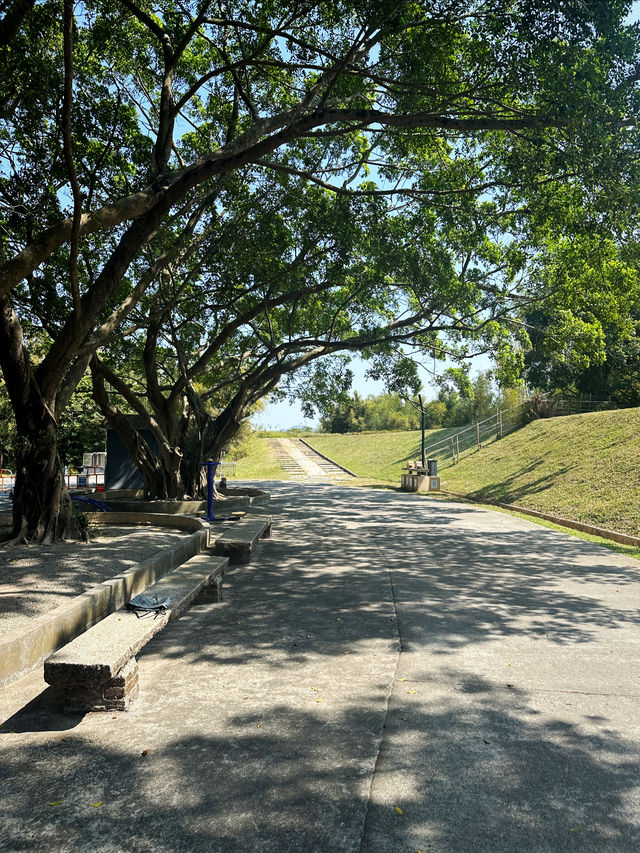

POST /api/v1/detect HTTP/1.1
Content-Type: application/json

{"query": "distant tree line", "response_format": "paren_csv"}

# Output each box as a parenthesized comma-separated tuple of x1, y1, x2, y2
(318, 372, 521, 433)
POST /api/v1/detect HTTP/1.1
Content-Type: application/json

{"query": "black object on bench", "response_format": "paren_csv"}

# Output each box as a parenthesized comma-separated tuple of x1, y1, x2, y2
(211, 513, 272, 564)
(44, 552, 227, 712)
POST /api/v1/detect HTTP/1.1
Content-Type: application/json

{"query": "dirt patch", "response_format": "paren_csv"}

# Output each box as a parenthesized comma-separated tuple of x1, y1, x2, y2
(0, 525, 189, 636)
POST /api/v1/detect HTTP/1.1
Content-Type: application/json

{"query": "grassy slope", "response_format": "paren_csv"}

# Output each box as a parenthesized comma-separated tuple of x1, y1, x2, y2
(441, 407, 640, 535)
(233, 435, 289, 480)
(308, 426, 459, 481)
(306, 408, 640, 536)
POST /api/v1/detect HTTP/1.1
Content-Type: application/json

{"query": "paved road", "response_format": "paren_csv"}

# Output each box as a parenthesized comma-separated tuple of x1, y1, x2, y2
(1, 482, 639, 852)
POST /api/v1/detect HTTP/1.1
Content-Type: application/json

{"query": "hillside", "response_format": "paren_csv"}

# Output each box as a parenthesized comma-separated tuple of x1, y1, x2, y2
(440, 407, 640, 536)
(305, 408, 640, 537)
(307, 426, 459, 482)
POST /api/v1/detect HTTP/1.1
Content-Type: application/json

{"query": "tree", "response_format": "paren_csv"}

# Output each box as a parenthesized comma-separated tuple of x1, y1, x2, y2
(56, 377, 105, 468)
(1, 0, 640, 539)
(319, 392, 424, 432)
(87, 171, 549, 495)
(520, 237, 640, 403)
(470, 372, 497, 422)
(319, 392, 368, 434)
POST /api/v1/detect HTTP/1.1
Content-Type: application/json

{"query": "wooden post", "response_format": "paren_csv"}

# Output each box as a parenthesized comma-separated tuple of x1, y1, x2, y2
(456, 435, 460, 462)
(476, 421, 481, 449)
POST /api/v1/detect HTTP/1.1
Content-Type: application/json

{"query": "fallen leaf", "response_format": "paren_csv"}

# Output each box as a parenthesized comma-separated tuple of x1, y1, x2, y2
(311, 686, 318, 691)
(483, 738, 491, 744)
(336, 618, 341, 621)
(90, 802, 102, 807)
(316, 697, 323, 703)
(408, 690, 417, 695)
(257, 723, 262, 729)
(48, 800, 64, 806)
(569, 827, 583, 832)
(343, 651, 350, 655)
(397, 677, 405, 682)
(140, 749, 152, 757)
(394, 805, 403, 815)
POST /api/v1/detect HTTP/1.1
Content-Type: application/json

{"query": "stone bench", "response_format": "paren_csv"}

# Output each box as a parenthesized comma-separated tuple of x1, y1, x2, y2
(44, 552, 228, 712)
(211, 513, 272, 564)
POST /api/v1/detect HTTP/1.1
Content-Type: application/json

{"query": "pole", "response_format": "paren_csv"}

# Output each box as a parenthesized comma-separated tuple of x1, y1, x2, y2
(418, 393, 426, 468)
(203, 459, 216, 521)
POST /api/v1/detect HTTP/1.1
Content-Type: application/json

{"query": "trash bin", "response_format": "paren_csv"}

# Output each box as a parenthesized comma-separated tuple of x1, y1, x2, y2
(427, 459, 437, 477)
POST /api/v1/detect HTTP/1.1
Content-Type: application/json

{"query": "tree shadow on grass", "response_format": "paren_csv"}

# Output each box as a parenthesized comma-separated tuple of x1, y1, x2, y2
(460, 461, 577, 506)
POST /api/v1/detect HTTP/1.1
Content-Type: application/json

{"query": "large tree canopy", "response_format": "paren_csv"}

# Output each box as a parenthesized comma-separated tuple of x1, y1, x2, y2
(1, 0, 640, 540)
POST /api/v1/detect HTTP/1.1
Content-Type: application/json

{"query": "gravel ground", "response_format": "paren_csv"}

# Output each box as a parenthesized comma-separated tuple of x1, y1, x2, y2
(0, 525, 191, 636)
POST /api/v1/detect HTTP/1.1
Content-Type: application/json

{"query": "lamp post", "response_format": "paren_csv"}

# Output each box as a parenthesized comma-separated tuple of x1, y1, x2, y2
(404, 394, 427, 468)
(201, 459, 220, 521)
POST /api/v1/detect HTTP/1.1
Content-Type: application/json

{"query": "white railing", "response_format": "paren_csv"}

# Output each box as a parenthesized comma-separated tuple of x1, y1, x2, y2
(0, 471, 105, 492)
(0, 473, 14, 492)
(423, 395, 614, 470)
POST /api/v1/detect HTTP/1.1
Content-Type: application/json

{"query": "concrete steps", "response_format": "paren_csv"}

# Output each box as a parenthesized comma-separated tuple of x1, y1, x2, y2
(269, 438, 357, 479)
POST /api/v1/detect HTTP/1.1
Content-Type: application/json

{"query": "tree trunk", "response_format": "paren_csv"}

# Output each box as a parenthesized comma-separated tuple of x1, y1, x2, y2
(0, 295, 86, 543)
(10, 415, 86, 543)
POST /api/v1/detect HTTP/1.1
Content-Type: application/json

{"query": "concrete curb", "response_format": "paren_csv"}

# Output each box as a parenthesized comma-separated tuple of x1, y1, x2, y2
(441, 490, 640, 547)
(299, 438, 359, 477)
(103, 488, 270, 515)
(0, 514, 210, 689)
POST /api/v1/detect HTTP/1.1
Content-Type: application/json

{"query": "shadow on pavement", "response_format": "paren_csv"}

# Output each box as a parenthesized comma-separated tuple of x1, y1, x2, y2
(1, 481, 639, 851)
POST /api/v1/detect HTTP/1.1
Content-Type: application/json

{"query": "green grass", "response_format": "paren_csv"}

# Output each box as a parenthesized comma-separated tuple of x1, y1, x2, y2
(440, 407, 640, 536)
(233, 434, 289, 480)
(307, 427, 460, 481)
(232, 408, 640, 540)
(229, 411, 640, 558)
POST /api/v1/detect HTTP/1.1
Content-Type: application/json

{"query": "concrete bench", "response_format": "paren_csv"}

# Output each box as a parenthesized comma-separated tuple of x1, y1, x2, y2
(44, 552, 227, 712)
(211, 513, 272, 564)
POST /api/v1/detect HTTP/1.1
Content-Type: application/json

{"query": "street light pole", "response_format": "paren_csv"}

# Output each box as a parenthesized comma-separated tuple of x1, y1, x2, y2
(418, 393, 426, 469)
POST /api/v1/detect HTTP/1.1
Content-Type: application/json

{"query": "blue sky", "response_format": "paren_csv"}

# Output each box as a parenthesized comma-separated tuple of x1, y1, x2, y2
(254, 348, 493, 431)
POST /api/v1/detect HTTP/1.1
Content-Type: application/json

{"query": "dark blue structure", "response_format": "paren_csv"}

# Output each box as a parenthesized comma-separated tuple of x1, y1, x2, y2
(104, 418, 158, 491)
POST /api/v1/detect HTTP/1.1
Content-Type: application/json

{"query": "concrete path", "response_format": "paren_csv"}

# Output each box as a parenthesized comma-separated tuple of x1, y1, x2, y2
(278, 438, 329, 476)
(1, 482, 640, 852)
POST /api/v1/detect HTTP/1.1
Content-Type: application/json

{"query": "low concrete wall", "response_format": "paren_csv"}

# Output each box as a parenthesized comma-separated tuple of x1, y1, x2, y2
(298, 439, 358, 477)
(104, 500, 207, 514)
(105, 488, 270, 515)
(0, 515, 209, 688)
(86, 512, 208, 530)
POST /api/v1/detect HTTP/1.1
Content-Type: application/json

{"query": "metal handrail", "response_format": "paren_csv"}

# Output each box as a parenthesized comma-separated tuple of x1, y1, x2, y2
(422, 395, 612, 466)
